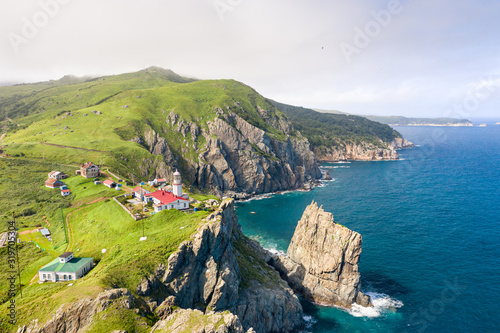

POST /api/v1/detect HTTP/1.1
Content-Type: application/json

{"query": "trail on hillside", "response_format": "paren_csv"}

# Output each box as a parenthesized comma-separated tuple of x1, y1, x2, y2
(40, 142, 109, 153)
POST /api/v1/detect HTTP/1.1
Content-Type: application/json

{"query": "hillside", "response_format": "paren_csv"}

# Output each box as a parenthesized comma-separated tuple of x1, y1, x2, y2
(271, 101, 413, 162)
(0, 157, 305, 332)
(1, 67, 320, 198)
(364, 115, 473, 126)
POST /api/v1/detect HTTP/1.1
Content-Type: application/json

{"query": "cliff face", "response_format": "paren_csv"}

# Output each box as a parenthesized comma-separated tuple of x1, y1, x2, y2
(158, 199, 304, 332)
(124, 107, 321, 198)
(314, 138, 413, 162)
(268, 201, 371, 308)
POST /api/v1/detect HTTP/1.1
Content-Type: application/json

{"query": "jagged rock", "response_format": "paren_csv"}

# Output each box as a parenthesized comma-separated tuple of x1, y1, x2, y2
(136, 263, 166, 296)
(268, 201, 372, 308)
(161, 199, 304, 333)
(314, 138, 414, 162)
(16, 289, 135, 333)
(151, 309, 245, 333)
(156, 296, 177, 320)
(195, 112, 320, 197)
(323, 170, 332, 180)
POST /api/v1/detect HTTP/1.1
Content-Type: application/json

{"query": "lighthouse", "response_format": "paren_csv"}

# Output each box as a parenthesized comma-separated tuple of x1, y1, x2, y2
(173, 169, 182, 197)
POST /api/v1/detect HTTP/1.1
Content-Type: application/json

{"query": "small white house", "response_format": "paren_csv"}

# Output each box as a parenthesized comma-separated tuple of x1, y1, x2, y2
(38, 252, 93, 282)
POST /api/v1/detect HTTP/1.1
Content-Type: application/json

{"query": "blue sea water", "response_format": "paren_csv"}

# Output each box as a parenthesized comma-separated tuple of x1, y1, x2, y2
(235, 124, 500, 333)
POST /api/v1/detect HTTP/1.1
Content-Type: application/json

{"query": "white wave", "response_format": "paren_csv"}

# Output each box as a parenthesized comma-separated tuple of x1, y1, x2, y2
(303, 315, 317, 330)
(347, 292, 403, 318)
(265, 246, 286, 257)
(321, 165, 350, 169)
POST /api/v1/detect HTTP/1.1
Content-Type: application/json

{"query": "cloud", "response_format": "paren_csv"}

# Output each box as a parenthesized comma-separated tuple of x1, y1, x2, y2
(0, 0, 499, 117)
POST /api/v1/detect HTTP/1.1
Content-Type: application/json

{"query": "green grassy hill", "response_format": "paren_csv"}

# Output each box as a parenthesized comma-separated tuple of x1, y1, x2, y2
(1, 67, 303, 189)
(0, 157, 214, 332)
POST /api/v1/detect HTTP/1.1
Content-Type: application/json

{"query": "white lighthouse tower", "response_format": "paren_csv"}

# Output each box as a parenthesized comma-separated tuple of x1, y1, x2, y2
(172, 169, 182, 197)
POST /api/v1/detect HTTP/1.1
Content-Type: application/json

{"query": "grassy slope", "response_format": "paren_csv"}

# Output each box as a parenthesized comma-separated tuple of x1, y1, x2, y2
(0, 158, 210, 332)
(2, 69, 294, 185)
(270, 100, 402, 149)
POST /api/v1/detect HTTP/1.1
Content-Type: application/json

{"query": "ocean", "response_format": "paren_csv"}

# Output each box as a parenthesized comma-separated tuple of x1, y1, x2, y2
(235, 122, 500, 333)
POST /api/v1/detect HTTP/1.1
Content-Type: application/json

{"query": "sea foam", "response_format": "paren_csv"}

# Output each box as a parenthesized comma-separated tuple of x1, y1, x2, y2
(347, 292, 403, 318)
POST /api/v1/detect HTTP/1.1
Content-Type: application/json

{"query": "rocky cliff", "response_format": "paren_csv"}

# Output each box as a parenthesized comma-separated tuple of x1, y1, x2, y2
(155, 199, 304, 332)
(314, 138, 413, 162)
(126, 107, 321, 198)
(268, 201, 372, 308)
(17, 200, 304, 333)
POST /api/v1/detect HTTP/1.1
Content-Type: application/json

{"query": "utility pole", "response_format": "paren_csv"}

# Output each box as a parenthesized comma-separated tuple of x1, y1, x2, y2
(61, 207, 68, 244)
(13, 213, 22, 298)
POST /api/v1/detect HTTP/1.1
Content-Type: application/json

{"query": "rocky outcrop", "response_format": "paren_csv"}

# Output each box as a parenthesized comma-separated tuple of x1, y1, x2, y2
(16, 289, 136, 333)
(268, 201, 372, 308)
(192, 111, 320, 197)
(314, 138, 413, 162)
(151, 309, 246, 333)
(157, 199, 304, 332)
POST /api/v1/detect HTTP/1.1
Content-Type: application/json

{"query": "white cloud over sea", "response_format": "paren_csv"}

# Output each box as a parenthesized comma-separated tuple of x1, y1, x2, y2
(0, 0, 499, 118)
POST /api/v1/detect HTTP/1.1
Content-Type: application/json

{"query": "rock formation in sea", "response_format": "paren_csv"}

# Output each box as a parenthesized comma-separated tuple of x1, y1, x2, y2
(314, 138, 413, 162)
(268, 201, 372, 308)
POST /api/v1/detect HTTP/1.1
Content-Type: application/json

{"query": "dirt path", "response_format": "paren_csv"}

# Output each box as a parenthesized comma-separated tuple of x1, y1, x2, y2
(40, 142, 109, 153)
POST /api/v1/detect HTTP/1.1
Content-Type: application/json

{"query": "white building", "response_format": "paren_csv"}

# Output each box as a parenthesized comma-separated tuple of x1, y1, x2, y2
(38, 252, 93, 282)
(173, 169, 183, 196)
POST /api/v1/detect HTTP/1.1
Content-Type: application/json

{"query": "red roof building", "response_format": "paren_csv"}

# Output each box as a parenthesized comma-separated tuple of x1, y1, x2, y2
(45, 178, 64, 189)
(145, 189, 189, 212)
(61, 189, 70, 196)
(103, 179, 116, 188)
(133, 186, 150, 200)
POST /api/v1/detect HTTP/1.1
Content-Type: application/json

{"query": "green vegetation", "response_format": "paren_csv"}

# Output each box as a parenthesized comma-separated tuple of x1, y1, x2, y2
(0, 158, 210, 332)
(0, 67, 296, 185)
(363, 115, 473, 126)
(233, 232, 281, 290)
(86, 303, 151, 333)
(270, 100, 402, 149)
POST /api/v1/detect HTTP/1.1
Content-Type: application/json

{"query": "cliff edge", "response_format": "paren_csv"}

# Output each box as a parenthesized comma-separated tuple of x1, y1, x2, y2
(268, 201, 372, 308)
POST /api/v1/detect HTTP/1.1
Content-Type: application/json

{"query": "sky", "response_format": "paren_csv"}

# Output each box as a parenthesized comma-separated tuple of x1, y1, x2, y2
(0, 0, 499, 118)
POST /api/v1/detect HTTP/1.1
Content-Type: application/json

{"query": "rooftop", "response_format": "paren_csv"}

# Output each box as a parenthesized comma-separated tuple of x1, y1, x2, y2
(45, 178, 63, 185)
(147, 189, 189, 205)
(59, 252, 73, 258)
(39, 257, 93, 273)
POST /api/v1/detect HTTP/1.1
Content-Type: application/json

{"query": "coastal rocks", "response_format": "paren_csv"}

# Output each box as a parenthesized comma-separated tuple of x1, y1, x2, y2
(159, 199, 304, 332)
(323, 170, 332, 180)
(314, 138, 413, 162)
(16, 289, 135, 333)
(268, 201, 372, 308)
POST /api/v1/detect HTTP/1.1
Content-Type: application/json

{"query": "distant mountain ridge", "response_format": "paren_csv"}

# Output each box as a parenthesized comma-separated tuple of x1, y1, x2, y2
(364, 115, 473, 126)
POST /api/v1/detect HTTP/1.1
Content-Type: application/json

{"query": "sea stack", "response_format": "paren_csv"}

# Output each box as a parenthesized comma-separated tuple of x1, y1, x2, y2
(268, 201, 372, 308)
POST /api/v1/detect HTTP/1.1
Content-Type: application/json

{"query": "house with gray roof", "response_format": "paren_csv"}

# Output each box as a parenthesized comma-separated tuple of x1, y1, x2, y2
(38, 252, 93, 282)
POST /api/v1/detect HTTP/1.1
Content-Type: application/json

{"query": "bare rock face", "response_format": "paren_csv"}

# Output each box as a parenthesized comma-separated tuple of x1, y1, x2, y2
(268, 201, 372, 308)
(16, 289, 135, 333)
(314, 138, 413, 162)
(151, 308, 246, 333)
(195, 112, 320, 197)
